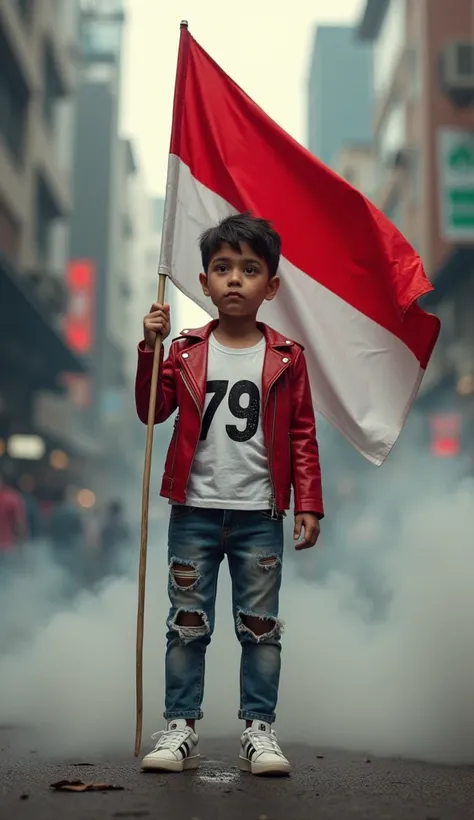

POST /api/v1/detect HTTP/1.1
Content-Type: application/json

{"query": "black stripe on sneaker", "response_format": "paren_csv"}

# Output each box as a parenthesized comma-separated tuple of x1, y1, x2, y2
(177, 743, 187, 759)
(182, 741, 190, 757)
(248, 744, 257, 761)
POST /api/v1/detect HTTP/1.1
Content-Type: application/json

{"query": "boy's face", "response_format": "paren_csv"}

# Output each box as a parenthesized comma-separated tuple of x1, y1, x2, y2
(199, 242, 279, 318)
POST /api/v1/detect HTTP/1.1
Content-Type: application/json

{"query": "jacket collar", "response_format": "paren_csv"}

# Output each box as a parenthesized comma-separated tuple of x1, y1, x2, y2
(177, 320, 297, 350)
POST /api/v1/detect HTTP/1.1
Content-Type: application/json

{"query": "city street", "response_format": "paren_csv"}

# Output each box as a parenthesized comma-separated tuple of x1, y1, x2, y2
(1, 726, 473, 820)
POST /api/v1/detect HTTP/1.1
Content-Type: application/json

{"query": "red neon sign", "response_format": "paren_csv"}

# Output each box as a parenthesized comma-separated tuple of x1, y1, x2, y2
(65, 259, 96, 354)
(429, 413, 461, 457)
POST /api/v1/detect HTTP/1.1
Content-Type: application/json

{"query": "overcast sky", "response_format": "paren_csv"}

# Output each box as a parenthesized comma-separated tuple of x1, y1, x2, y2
(121, 0, 363, 197)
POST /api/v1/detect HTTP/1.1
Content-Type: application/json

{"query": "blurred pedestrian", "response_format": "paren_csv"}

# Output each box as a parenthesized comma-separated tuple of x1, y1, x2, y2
(99, 499, 130, 579)
(18, 474, 42, 541)
(48, 485, 85, 587)
(0, 469, 27, 582)
(0, 470, 27, 553)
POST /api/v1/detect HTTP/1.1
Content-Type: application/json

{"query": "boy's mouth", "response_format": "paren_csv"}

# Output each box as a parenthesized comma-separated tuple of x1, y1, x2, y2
(224, 292, 244, 299)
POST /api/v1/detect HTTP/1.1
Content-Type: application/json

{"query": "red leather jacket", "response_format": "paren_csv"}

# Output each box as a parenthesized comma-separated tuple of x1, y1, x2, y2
(135, 321, 324, 518)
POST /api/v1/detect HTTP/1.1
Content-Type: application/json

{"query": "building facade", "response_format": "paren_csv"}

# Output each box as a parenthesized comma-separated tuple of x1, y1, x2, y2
(358, 0, 474, 469)
(64, 0, 148, 500)
(0, 0, 75, 274)
(307, 25, 374, 167)
(0, 0, 87, 501)
(69, 0, 125, 417)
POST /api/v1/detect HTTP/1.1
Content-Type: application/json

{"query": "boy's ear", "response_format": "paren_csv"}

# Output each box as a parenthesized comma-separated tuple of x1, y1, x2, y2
(264, 275, 280, 302)
(199, 272, 209, 296)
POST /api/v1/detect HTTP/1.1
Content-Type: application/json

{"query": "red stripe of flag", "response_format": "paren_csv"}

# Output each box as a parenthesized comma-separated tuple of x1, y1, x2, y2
(170, 27, 440, 369)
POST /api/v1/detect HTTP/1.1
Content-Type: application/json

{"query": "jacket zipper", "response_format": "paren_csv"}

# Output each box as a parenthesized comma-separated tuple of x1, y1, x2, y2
(264, 363, 289, 519)
(263, 370, 283, 414)
(180, 369, 203, 494)
(168, 413, 180, 492)
(268, 386, 278, 519)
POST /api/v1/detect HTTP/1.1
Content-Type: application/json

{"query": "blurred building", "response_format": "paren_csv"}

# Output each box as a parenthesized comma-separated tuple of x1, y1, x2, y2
(307, 25, 374, 167)
(64, 0, 145, 499)
(0, 0, 88, 500)
(70, 0, 126, 414)
(358, 0, 474, 469)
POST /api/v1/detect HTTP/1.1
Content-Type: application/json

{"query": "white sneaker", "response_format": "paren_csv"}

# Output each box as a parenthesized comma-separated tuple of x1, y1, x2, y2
(239, 720, 291, 776)
(141, 719, 200, 772)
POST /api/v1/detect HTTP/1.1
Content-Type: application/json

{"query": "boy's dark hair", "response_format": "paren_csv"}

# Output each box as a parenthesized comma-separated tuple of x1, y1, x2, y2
(199, 212, 281, 278)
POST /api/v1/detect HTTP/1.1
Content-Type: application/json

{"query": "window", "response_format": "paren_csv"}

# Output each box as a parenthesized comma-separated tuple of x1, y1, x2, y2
(42, 42, 62, 130)
(376, 98, 407, 191)
(15, 0, 32, 26)
(80, 17, 123, 61)
(458, 44, 474, 76)
(378, 100, 406, 165)
(81, 0, 124, 13)
(0, 27, 29, 162)
(374, 0, 406, 100)
(0, 199, 21, 265)
(35, 174, 61, 267)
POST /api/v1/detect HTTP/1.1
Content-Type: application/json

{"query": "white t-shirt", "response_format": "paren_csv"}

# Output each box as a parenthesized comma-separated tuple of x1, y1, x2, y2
(184, 333, 273, 510)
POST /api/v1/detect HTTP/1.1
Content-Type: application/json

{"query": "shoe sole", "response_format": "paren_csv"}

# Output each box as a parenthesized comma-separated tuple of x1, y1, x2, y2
(141, 754, 200, 773)
(238, 755, 291, 777)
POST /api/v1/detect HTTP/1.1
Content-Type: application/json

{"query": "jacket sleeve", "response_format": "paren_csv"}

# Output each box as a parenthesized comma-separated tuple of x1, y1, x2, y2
(134, 340, 177, 425)
(289, 349, 324, 519)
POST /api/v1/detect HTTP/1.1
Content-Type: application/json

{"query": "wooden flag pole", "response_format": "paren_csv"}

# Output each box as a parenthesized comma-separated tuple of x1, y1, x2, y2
(134, 19, 189, 760)
(134, 271, 167, 758)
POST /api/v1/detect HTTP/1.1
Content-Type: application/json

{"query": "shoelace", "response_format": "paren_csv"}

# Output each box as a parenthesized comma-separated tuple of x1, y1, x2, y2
(151, 727, 190, 750)
(247, 730, 282, 754)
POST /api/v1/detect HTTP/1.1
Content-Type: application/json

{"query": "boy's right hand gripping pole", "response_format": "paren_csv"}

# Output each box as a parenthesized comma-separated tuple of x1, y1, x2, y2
(134, 272, 167, 758)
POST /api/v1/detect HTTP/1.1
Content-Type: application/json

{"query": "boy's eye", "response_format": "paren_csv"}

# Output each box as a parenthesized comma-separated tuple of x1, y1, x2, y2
(215, 264, 228, 273)
(245, 266, 258, 274)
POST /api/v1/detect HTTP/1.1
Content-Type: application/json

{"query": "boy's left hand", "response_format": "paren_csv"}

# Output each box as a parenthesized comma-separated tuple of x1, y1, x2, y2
(293, 513, 320, 550)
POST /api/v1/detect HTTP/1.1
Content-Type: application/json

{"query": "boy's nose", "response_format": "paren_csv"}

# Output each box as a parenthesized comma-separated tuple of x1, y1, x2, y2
(228, 271, 243, 285)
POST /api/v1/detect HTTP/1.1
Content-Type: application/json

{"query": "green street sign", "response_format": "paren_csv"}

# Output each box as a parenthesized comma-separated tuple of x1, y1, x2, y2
(448, 189, 474, 228)
(438, 128, 474, 240)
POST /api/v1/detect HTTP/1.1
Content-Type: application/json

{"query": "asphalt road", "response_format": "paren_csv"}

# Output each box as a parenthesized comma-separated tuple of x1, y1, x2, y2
(1, 726, 473, 820)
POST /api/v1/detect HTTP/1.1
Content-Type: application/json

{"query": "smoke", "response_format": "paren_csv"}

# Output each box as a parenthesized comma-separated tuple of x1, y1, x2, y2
(1, 444, 474, 764)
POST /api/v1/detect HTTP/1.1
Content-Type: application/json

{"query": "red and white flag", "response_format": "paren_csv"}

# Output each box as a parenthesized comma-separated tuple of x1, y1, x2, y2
(159, 23, 440, 465)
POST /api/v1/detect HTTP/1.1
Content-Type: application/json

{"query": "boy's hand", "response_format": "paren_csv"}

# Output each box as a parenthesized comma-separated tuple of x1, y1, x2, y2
(293, 513, 320, 550)
(143, 303, 171, 350)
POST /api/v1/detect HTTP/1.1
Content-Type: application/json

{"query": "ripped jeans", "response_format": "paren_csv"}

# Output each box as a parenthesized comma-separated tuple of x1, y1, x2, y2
(164, 506, 284, 724)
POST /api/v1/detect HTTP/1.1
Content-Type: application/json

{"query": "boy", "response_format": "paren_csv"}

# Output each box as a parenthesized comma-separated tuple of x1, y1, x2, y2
(135, 213, 324, 776)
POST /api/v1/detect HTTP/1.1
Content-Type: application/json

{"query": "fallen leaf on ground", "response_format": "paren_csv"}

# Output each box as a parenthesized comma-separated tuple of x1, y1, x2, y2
(50, 779, 124, 792)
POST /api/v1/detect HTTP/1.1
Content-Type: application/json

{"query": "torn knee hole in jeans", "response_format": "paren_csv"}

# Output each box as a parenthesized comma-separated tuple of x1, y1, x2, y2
(258, 554, 280, 571)
(170, 560, 200, 590)
(171, 608, 210, 641)
(237, 611, 284, 642)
